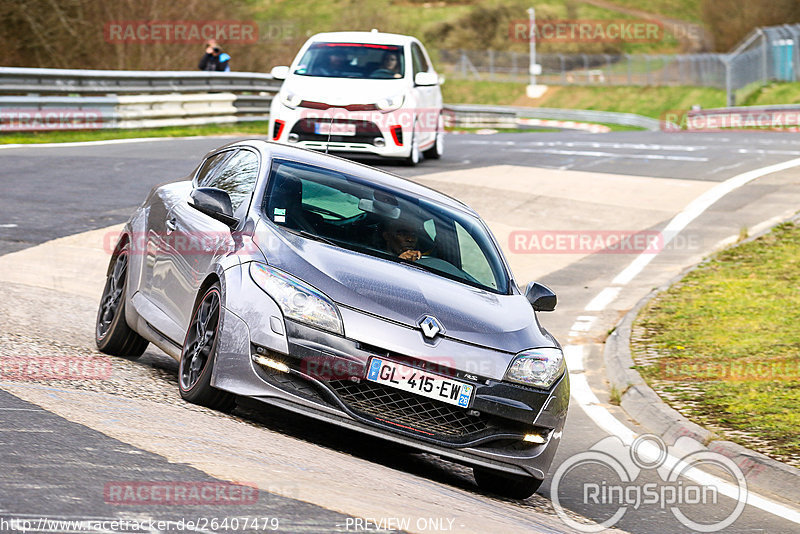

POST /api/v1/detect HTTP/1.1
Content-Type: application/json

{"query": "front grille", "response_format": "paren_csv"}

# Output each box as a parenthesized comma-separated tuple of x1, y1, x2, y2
(290, 118, 383, 145)
(328, 379, 490, 438)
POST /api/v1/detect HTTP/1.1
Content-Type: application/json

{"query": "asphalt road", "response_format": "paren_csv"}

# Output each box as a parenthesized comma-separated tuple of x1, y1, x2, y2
(2, 131, 800, 533)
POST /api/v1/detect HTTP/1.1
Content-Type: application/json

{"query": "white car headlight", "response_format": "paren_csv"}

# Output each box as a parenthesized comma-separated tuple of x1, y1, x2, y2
(249, 263, 343, 335)
(505, 348, 565, 389)
(280, 91, 302, 110)
(376, 94, 405, 113)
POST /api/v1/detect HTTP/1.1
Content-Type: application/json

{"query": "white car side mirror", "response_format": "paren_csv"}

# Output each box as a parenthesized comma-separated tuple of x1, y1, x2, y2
(270, 66, 290, 80)
(414, 72, 438, 86)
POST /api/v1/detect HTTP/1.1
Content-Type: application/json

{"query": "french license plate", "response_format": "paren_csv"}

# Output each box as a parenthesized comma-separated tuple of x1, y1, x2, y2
(366, 358, 474, 408)
(315, 122, 356, 136)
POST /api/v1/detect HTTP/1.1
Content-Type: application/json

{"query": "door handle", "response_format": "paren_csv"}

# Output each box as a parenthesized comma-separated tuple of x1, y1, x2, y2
(165, 218, 177, 234)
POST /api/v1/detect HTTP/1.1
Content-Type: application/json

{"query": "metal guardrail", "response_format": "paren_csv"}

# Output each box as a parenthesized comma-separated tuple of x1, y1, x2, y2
(444, 104, 660, 131)
(0, 67, 280, 129)
(0, 67, 280, 95)
(0, 67, 659, 132)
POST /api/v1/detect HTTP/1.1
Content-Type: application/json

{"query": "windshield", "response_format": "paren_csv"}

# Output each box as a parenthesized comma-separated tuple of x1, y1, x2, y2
(293, 43, 405, 79)
(262, 159, 509, 294)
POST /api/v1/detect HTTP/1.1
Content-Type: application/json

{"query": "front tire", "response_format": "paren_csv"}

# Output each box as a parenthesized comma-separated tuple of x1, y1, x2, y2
(473, 467, 543, 499)
(404, 123, 421, 166)
(95, 242, 148, 358)
(179, 283, 235, 411)
(423, 115, 444, 160)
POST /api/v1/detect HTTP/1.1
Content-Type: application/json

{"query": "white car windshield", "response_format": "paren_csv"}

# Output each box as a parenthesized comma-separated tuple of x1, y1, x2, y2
(263, 159, 510, 294)
(293, 43, 405, 79)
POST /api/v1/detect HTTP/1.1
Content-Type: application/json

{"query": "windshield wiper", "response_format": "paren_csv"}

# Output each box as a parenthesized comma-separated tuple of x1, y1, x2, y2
(281, 227, 338, 247)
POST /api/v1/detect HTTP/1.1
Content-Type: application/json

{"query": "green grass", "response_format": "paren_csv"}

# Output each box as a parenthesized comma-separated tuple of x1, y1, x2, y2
(598, 0, 704, 23)
(253, 0, 695, 56)
(534, 84, 726, 117)
(0, 121, 271, 144)
(442, 79, 727, 118)
(441, 80, 529, 106)
(631, 221, 800, 464)
(743, 82, 800, 106)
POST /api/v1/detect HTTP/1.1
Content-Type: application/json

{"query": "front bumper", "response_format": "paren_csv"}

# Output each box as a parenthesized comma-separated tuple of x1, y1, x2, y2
(213, 271, 569, 479)
(269, 104, 417, 159)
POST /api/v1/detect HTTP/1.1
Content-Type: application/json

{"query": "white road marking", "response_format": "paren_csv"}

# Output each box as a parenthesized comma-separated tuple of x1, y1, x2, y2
(463, 140, 708, 151)
(0, 224, 18, 228)
(584, 287, 621, 312)
(737, 148, 800, 155)
(613, 156, 800, 286)
(566, 155, 800, 523)
(507, 148, 709, 161)
(0, 136, 214, 150)
(570, 315, 596, 332)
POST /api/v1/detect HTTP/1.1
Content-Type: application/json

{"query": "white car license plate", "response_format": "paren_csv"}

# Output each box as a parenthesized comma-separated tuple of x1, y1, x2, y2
(366, 358, 474, 408)
(315, 122, 356, 136)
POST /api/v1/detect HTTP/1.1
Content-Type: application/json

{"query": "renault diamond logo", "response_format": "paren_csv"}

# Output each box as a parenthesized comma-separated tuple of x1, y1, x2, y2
(419, 315, 442, 339)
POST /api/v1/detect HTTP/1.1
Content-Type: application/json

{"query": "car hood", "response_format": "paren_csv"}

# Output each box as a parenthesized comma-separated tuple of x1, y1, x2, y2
(282, 75, 408, 106)
(254, 221, 554, 353)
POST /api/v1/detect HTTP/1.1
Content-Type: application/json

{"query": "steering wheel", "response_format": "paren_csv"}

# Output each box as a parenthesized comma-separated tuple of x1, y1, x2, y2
(305, 205, 345, 220)
(415, 256, 483, 285)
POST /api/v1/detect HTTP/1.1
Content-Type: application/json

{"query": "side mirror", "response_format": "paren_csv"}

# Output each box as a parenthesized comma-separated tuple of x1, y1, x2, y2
(270, 66, 289, 80)
(525, 282, 557, 312)
(414, 71, 438, 86)
(190, 187, 238, 227)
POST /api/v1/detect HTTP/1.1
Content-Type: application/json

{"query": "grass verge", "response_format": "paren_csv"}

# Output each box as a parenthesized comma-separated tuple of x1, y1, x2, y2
(631, 221, 800, 466)
(0, 122, 271, 145)
(442, 80, 729, 118)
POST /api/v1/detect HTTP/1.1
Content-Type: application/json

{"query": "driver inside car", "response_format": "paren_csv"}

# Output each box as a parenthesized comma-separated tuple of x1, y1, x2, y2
(381, 218, 425, 261)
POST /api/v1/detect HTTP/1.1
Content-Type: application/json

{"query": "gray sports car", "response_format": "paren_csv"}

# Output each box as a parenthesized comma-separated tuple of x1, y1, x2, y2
(95, 140, 569, 499)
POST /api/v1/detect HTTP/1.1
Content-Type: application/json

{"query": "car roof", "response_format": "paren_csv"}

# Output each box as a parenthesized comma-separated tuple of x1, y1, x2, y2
(305, 31, 419, 47)
(214, 140, 478, 217)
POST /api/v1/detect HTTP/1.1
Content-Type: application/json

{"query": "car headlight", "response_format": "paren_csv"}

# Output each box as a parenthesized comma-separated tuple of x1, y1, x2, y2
(376, 94, 405, 113)
(280, 91, 302, 110)
(505, 348, 565, 389)
(249, 263, 343, 335)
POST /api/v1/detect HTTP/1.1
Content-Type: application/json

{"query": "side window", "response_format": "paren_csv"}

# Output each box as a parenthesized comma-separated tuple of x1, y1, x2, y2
(411, 43, 429, 75)
(196, 150, 236, 188)
(455, 221, 498, 290)
(204, 150, 260, 212)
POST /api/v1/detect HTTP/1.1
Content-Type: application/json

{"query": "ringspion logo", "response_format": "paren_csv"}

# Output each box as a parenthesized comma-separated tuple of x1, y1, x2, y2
(551, 434, 747, 532)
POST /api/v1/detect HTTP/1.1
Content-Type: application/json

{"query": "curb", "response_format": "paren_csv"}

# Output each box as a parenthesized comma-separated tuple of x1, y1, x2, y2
(603, 219, 800, 506)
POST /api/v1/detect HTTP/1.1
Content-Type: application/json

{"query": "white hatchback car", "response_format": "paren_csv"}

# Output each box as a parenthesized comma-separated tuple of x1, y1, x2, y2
(268, 31, 444, 165)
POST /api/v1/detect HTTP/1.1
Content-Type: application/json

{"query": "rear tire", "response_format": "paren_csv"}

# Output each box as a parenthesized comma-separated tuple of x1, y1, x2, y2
(179, 283, 236, 412)
(95, 243, 148, 358)
(473, 467, 543, 499)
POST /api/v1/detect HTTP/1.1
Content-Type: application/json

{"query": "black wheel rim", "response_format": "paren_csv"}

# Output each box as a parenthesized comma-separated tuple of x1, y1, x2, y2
(97, 250, 128, 340)
(180, 289, 220, 391)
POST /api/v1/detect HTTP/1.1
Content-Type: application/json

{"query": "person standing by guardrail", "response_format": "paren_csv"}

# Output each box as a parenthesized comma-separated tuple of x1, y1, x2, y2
(199, 39, 231, 72)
